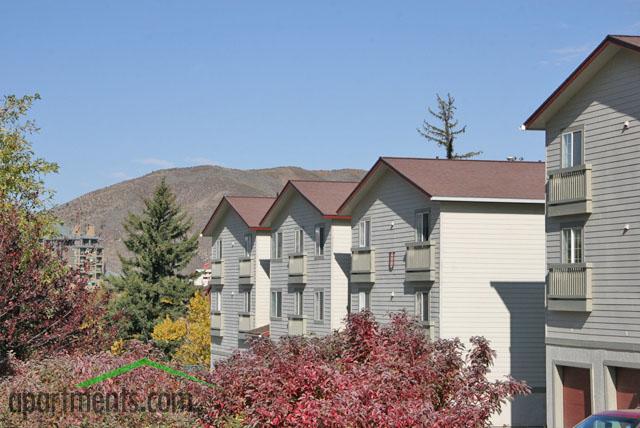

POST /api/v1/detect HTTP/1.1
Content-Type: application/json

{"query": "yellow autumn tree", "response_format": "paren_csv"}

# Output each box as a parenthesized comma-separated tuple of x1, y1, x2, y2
(151, 292, 210, 367)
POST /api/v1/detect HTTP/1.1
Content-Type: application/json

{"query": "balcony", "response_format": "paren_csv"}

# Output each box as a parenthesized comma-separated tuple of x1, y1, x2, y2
(547, 164, 592, 217)
(351, 248, 375, 283)
(209, 260, 224, 285)
(238, 312, 254, 333)
(287, 315, 307, 336)
(288, 254, 307, 284)
(405, 241, 435, 282)
(211, 311, 223, 337)
(238, 257, 252, 285)
(547, 263, 593, 312)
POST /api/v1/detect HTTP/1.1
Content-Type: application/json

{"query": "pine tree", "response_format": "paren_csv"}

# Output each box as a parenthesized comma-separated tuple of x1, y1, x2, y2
(120, 177, 198, 283)
(110, 178, 198, 339)
(417, 93, 481, 159)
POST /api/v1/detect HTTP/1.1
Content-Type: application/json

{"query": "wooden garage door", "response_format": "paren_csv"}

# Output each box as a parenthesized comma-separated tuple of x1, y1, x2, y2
(616, 367, 640, 409)
(562, 366, 591, 428)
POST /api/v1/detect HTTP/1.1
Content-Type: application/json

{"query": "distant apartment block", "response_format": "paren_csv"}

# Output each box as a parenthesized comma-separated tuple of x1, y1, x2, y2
(524, 35, 640, 428)
(45, 224, 105, 285)
(337, 157, 546, 427)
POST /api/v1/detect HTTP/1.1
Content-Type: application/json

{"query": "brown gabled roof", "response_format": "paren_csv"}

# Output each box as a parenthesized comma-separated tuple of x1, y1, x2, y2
(201, 196, 276, 236)
(338, 157, 545, 214)
(524, 35, 640, 130)
(260, 180, 359, 227)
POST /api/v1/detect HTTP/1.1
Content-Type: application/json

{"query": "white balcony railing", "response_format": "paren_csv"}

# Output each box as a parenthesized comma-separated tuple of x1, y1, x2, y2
(287, 315, 307, 336)
(547, 263, 593, 312)
(288, 254, 307, 284)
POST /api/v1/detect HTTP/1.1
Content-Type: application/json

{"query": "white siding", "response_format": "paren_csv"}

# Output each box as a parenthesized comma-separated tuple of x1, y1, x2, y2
(330, 222, 351, 330)
(254, 232, 271, 329)
(439, 202, 546, 427)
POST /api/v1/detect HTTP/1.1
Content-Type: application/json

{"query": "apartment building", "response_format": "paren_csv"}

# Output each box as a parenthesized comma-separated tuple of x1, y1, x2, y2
(524, 35, 640, 427)
(201, 196, 275, 363)
(259, 180, 358, 340)
(337, 157, 547, 427)
(45, 224, 105, 286)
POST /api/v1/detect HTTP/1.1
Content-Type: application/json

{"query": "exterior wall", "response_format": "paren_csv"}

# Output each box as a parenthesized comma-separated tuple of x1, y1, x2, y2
(254, 232, 271, 329)
(209, 209, 253, 362)
(269, 193, 337, 340)
(330, 221, 351, 330)
(349, 168, 441, 335)
(544, 48, 640, 425)
(439, 202, 546, 427)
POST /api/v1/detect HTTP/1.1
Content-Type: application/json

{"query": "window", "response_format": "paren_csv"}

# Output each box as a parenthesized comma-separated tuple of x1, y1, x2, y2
(270, 291, 282, 318)
(242, 288, 251, 313)
(293, 290, 304, 316)
(416, 211, 429, 242)
(214, 239, 223, 260)
(562, 227, 583, 263)
(244, 233, 253, 257)
(358, 290, 370, 312)
(272, 232, 283, 259)
(314, 291, 324, 321)
(294, 229, 304, 254)
(415, 290, 429, 322)
(314, 224, 326, 256)
(214, 290, 222, 312)
(359, 219, 371, 248)
(562, 130, 583, 168)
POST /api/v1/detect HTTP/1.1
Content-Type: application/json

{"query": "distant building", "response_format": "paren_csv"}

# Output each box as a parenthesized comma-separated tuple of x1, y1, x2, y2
(193, 263, 212, 287)
(45, 224, 106, 286)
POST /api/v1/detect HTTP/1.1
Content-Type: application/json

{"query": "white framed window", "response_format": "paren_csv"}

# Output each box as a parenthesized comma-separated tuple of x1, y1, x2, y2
(272, 231, 283, 259)
(358, 219, 371, 248)
(562, 227, 583, 263)
(358, 290, 370, 312)
(214, 239, 223, 260)
(244, 233, 253, 257)
(293, 290, 304, 316)
(214, 290, 222, 312)
(242, 288, 251, 313)
(314, 224, 326, 256)
(271, 291, 282, 318)
(562, 130, 583, 168)
(416, 211, 429, 242)
(314, 291, 324, 321)
(415, 290, 429, 322)
(294, 229, 304, 254)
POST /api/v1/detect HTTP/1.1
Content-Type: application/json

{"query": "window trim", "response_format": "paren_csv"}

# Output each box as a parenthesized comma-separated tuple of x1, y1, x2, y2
(314, 290, 325, 321)
(294, 228, 304, 254)
(244, 233, 253, 258)
(314, 223, 326, 256)
(358, 218, 371, 248)
(214, 290, 222, 312)
(242, 288, 251, 313)
(560, 126, 585, 169)
(562, 226, 584, 264)
(293, 289, 304, 317)
(214, 239, 223, 260)
(270, 290, 283, 318)
(358, 289, 370, 312)
(415, 209, 430, 242)
(415, 289, 429, 322)
(272, 231, 283, 260)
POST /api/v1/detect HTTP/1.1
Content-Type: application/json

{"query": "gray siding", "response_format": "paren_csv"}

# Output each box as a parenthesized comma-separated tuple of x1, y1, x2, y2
(210, 209, 255, 361)
(546, 48, 640, 346)
(349, 168, 441, 336)
(269, 193, 334, 340)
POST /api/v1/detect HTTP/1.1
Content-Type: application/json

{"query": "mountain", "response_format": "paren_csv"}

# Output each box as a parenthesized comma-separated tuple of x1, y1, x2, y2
(52, 165, 365, 274)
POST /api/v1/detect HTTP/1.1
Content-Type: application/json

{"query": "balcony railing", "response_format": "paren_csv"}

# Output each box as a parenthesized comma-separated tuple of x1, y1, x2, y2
(238, 312, 254, 333)
(405, 241, 435, 282)
(547, 164, 592, 217)
(351, 248, 375, 283)
(211, 311, 223, 336)
(288, 254, 307, 284)
(547, 263, 593, 312)
(209, 259, 224, 285)
(238, 257, 252, 285)
(287, 315, 307, 336)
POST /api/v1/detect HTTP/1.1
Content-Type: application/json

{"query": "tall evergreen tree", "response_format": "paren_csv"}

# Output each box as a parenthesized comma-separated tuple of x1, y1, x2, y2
(417, 93, 481, 159)
(120, 177, 198, 283)
(110, 178, 198, 339)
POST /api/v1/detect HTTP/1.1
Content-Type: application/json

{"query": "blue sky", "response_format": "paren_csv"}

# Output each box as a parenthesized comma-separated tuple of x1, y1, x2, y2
(2, 1, 640, 204)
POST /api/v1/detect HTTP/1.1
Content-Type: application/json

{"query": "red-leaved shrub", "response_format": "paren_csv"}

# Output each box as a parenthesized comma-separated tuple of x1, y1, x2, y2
(200, 312, 529, 427)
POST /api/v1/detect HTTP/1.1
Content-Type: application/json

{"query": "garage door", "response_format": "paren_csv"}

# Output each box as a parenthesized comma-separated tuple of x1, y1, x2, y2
(616, 367, 640, 409)
(562, 366, 591, 428)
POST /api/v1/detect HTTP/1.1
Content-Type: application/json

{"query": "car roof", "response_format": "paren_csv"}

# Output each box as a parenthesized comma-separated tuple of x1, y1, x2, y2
(595, 409, 640, 418)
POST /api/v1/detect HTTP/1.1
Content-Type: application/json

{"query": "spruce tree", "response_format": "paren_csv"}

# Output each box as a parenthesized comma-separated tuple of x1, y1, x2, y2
(110, 178, 198, 339)
(417, 93, 481, 159)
